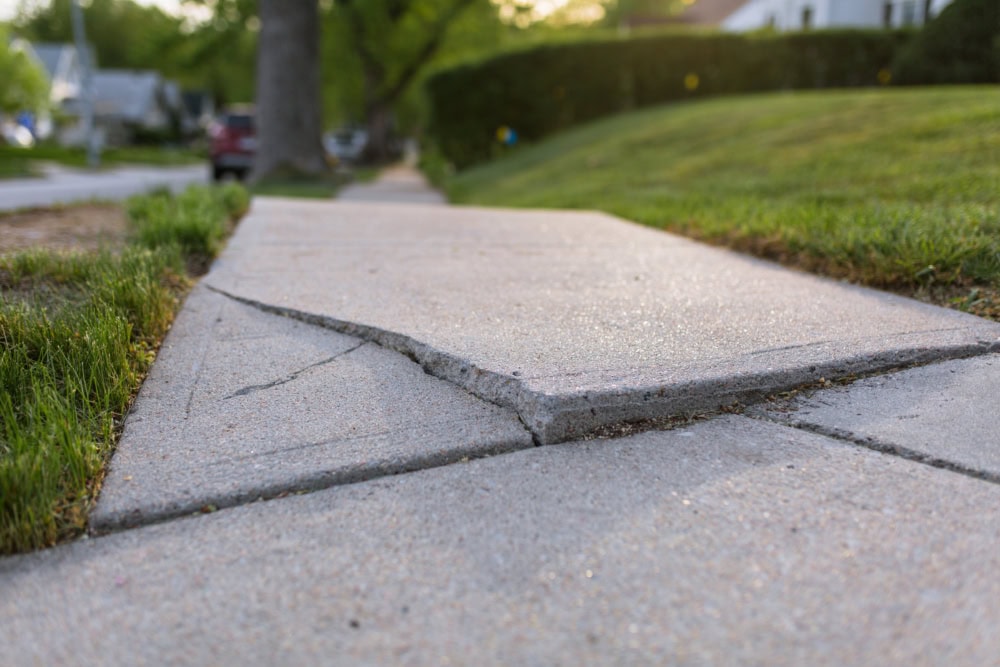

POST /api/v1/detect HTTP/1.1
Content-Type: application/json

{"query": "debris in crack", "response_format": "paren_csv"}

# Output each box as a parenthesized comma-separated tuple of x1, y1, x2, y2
(225, 341, 367, 399)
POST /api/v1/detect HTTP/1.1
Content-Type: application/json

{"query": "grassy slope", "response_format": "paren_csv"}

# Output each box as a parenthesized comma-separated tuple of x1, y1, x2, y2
(449, 87, 1000, 289)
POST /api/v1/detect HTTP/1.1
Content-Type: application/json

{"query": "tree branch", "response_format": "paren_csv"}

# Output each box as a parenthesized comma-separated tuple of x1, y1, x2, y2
(335, 0, 386, 83)
(376, 0, 475, 106)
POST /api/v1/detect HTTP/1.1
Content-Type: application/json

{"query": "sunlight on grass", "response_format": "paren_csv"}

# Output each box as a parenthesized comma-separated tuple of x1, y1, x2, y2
(0, 184, 248, 554)
(448, 87, 1000, 289)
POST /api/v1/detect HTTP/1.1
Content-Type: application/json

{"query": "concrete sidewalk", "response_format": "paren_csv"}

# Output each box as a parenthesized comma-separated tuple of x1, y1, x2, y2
(4, 167, 1000, 665)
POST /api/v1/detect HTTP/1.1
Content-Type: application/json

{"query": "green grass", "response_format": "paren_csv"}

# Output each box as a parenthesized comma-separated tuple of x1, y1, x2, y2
(247, 166, 381, 200)
(0, 144, 204, 177)
(447, 86, 1000, 289)
(0, 184, 248, 554)
(250, 180, 340, 199)
(0, 155, 39, 179)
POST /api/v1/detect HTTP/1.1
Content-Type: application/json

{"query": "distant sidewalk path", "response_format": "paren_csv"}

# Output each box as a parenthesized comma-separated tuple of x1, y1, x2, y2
(337, 164, 446, 205)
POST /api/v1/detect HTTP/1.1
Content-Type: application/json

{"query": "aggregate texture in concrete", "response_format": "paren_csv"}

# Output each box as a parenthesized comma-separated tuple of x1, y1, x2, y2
(757, 354, 1000, 480)
(5, 416, 1000, 666)
(90, 285, 532, 531)
(207, 198, 1000, 444)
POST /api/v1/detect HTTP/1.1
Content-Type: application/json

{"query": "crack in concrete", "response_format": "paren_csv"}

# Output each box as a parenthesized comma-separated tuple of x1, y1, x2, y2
(203, 283, 1000, 446)
(224, 341, 367, 399)
(750, 414, 1000, 486)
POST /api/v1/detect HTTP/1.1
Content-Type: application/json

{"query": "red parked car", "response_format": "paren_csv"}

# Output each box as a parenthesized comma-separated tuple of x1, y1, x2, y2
(209, 108, 256, 181)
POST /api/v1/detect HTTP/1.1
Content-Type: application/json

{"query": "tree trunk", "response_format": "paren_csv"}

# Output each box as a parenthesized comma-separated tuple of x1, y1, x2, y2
(362, 103, 394, 164)
(251, 0, 327, 183)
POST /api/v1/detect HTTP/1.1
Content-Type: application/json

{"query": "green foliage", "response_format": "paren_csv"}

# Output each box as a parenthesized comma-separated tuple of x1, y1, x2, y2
(0, 184, 247, 553)
(893, 0, 1000, 84)
(14, 0, 257, 105)
(426, 29, 910, 167)
(446, 87, 1000, 289)
(0, 247, 179, 553)
(127, 184, 247, 261)
(15, 0, 181, 70)
(322, 0, 512, 130)
(0, 27, 50, 115)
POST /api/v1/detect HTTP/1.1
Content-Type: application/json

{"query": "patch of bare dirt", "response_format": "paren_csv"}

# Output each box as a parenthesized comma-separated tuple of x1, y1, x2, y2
(0, 204, 129, 254)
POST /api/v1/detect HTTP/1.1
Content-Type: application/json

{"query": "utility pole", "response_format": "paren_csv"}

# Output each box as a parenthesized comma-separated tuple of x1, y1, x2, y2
(70, 0, 99, 168)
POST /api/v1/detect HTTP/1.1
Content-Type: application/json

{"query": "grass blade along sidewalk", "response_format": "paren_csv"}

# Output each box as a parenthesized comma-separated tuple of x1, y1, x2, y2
(0, 184, 248, 554)
(445, 87, 1000, 317)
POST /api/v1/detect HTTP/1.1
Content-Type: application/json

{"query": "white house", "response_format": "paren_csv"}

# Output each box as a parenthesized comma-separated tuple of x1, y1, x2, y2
(31, 42, 85, 107)
(722, 0, 956, 32)
(90, 70, 189, 144)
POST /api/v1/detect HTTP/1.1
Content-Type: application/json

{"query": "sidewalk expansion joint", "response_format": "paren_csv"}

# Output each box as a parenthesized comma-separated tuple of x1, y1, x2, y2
(90, 437, 524, 538)
(749, 414, 1000, 487)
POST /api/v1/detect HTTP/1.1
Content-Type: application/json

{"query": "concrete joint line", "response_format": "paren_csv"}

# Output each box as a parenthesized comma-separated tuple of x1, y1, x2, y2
(205, 284, 1000, 446)
(749, 414, 1000, 486)
(93, 438, 524, 537)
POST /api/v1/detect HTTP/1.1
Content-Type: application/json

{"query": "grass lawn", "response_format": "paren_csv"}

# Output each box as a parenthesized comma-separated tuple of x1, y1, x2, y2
(248, 166, 380, 199)
(0, 144, 204, 176)
(447, 86, 1000, 312)
(250, 179, 341, 199)
(0, 184, 248, 554)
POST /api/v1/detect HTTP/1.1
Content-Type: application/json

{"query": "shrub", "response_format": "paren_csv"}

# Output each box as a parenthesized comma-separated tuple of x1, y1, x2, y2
(893, 0, 1000, 84)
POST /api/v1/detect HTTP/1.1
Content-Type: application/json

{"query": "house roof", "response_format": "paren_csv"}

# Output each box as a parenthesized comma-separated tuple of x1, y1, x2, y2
(30, 43, 72, 80)
(92, 70, 164, 121)
(678, 0, 748, 25)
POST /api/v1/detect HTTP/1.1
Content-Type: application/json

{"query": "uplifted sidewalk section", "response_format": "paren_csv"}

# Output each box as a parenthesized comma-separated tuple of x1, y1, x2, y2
(207, 197, 1000, 444)
(91, 284, 531, 531)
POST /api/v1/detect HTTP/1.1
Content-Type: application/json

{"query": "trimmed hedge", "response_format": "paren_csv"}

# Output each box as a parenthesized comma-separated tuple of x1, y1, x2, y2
(893, 0, 1000, 85)
(427, 30, 910, 168)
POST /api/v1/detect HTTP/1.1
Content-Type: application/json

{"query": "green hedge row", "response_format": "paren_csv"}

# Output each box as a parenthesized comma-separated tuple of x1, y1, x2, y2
(893, 0, 1000, 84)
(427, 30, 911, 168)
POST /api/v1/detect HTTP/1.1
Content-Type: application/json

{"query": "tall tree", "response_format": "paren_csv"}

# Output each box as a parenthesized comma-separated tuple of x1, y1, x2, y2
(15, 0, 184, 70)
(251, 0, 327, 181)
(331, 0, 477, 163)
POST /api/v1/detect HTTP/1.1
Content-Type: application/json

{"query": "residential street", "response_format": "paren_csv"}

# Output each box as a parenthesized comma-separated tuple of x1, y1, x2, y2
(0, 163, 208, 211)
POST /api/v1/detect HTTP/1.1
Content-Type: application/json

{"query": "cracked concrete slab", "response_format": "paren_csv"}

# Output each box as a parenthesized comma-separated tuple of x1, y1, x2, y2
(6, 415, 1000, 666)
(90, 285, 532, 531)
(207, 198, 1000, 443)
(756, 354, 1000, 480)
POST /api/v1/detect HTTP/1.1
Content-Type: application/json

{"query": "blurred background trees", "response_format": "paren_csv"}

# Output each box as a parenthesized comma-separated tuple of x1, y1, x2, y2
(0, 26, 50, 115)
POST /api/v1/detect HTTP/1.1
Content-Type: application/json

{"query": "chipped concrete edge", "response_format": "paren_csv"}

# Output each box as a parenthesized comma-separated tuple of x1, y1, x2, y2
(203, 284, 1000, 446)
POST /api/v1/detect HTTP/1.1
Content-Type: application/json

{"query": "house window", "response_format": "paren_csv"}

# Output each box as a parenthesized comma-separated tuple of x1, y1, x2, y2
(883, 1, 894, 28)
(801, 5, 813, 30)
(902, 0, 916, 25)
